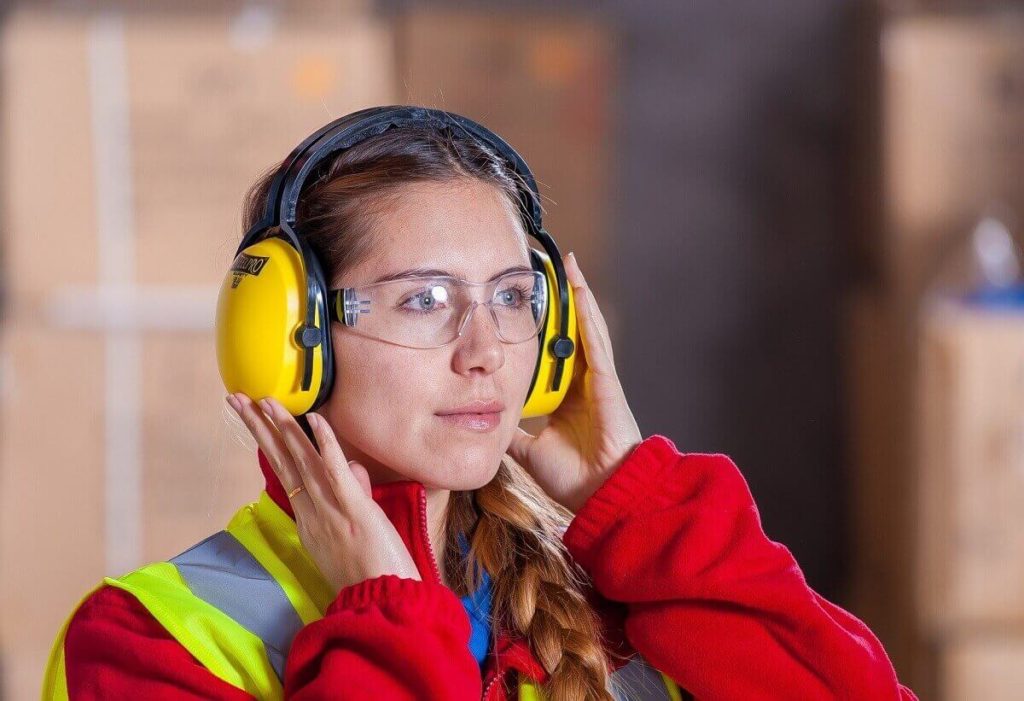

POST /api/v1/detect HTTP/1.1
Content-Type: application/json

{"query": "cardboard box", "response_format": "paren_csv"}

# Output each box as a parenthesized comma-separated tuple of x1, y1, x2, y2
(123, 11, 396, 286)
(881, 16, 1024, 297)
(0, 327, 107, 700)
(916, 303, 1024, 630)
(940, 635, 1024, 701)
(140, 332, 265, 561)
(0, 14, 99, 315)
(2, 8, 396, 314)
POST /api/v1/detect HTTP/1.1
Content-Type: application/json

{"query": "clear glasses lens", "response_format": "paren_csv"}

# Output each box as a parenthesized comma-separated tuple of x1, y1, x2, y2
(343, 271, 547, 349)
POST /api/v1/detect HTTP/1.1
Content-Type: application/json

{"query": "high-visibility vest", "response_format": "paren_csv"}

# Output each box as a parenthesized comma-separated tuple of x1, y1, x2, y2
(42, 491, 687, 700)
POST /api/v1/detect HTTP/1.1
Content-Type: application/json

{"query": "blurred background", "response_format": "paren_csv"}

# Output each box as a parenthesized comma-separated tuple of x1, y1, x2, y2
(2, 0, 1023, 699)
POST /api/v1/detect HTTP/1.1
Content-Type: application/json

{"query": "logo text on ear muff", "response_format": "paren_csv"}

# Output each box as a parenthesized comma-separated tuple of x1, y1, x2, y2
(230, 253, 270, 288)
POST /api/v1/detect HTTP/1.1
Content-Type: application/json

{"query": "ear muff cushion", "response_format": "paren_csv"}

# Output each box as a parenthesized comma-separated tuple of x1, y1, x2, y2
(522, 248, 577, 418)
(215, 236, 328, 416)
(295, 235, 335, 413)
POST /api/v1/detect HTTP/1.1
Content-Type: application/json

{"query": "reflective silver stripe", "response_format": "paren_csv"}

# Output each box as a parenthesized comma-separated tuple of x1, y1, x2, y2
(609, 654, 679, 701)
(170, 530, 304, 682)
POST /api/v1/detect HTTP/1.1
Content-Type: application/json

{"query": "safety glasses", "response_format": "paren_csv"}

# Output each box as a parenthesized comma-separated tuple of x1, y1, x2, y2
(327, 270, 548, 349)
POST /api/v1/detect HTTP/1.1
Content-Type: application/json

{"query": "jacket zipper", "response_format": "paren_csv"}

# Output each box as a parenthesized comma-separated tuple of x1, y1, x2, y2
(418, 489, 508, 699)
(482, 670, 503, 700)
(417, 488, 444, 585)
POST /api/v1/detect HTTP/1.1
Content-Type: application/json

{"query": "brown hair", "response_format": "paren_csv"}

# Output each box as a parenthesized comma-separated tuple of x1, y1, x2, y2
(240, 123, 621, 699)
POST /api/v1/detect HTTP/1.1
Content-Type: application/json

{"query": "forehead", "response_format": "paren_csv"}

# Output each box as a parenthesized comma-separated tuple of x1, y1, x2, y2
(351, 179, 531, 285)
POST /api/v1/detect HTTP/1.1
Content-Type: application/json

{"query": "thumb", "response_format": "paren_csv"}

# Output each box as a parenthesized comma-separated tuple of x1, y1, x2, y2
(506, 426, 536, 469)
(348, 461, 372, 499)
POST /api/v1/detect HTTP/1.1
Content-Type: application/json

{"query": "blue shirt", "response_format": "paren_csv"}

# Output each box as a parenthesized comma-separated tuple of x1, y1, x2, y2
(456, 531, 493, 668)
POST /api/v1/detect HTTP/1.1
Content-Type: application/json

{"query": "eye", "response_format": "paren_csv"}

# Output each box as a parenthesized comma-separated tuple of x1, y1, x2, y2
(401, 284, 450, 313)
(495, 284, 530, 307)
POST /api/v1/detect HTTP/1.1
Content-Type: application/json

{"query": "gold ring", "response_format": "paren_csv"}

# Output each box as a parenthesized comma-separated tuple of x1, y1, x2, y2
(287, 484, 305, 499)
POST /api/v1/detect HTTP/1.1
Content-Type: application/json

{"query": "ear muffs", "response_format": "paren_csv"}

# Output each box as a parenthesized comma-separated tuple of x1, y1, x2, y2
(215, 106, 578, 419)
(522, 248, 579, 419)
(215, 235, 333, 417)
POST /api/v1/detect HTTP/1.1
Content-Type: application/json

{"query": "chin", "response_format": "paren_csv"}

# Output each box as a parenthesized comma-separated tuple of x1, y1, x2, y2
(411, 421, 513, 485)
(432, 449, 505, 490)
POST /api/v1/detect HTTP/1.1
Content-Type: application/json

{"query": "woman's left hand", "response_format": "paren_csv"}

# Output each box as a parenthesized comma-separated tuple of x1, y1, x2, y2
(507, 251, 643, 513)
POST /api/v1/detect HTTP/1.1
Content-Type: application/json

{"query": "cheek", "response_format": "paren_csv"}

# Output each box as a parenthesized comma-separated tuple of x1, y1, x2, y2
(330, 337, 428, 429)
(509, 341, 540, 407)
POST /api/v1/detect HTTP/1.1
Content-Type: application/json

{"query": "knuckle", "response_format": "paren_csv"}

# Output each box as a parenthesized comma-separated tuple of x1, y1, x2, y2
(298, 521, 320, 546)
(293, 454, 312, 475)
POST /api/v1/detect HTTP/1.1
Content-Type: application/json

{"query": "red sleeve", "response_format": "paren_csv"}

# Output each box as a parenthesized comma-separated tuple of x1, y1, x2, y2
(284, 574, 481, 699)
(562, 435, 919, 701)
(63, 585, 254, 700)
(65, 577, 480, 700)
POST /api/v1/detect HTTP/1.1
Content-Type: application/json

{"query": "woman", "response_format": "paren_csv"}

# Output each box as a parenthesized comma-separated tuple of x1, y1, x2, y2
(44, 109, 917, 700)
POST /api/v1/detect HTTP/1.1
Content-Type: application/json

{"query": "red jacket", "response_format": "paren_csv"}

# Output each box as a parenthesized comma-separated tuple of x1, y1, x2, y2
(60, 434, 917, 699)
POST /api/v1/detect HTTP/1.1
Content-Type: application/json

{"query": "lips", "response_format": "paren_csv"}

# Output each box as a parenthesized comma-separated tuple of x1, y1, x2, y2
(435, 399, 505, 433)
(435, 399, 505, 416)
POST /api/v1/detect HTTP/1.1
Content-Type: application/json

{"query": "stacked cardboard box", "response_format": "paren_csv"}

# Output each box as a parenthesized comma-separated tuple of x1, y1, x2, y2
(0, 6, 616, 699)
(0, 7, 396, 699)
(847, 14, 1024, 699)
(917, 304, 1024, 628)
(916, 303, 1024, 699)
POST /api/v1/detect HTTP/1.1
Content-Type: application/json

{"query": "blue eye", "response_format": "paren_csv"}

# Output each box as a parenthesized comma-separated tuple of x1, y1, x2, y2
(495, 284, 531, 307)
(401, 285, 450, 314)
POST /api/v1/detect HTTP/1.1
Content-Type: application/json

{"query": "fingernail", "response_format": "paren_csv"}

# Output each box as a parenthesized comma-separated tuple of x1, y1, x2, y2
(259, 398, 274, 417)
(226, 394, 241, 414)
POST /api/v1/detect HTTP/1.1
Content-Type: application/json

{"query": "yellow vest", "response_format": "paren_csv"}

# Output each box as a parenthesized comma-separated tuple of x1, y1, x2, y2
(42, 491, 686, 700)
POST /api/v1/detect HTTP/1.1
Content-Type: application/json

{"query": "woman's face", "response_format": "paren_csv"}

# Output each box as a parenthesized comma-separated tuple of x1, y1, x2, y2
(320, 178, 539, 490)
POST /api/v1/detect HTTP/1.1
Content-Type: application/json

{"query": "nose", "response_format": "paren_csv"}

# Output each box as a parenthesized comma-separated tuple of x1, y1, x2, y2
(451, 301, 504, 374)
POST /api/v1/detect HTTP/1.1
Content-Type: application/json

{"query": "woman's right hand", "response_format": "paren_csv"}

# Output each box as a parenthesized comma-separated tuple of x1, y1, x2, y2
(226, 393, 422, 595)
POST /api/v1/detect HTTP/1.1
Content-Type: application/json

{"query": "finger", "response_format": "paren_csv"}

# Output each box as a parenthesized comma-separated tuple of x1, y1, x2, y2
(228, 393, 309, 509)
(563, 253, 615, 376)
(566, 252, 613, 350)
(506, 426, 536, 468)
(568, 252, 615, 362)
(348, 461, 373, 500)
(570, 337, 589, 382)
(305, 412, 370, 505)
(259, 398, 338, 511)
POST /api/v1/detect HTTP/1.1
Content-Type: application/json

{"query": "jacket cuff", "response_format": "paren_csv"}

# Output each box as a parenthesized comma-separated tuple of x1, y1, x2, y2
(327, 574, 464, 619)
(562, 434, 682, 565)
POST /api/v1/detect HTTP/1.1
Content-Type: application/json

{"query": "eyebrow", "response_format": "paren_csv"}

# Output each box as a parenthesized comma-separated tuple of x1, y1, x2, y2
(370, 265, 534, 284)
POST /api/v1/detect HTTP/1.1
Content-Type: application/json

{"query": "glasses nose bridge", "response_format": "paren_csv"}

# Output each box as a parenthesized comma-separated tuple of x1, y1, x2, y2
(455, 297, 501, 341)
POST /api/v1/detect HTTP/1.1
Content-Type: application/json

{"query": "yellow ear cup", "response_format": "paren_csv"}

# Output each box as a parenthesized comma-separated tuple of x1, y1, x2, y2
(215, 237, 326, 416)
(522, 249, 578, 418)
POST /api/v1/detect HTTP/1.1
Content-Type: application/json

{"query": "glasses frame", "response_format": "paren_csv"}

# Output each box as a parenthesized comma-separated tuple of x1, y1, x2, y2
(326, 269, 549, 349)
